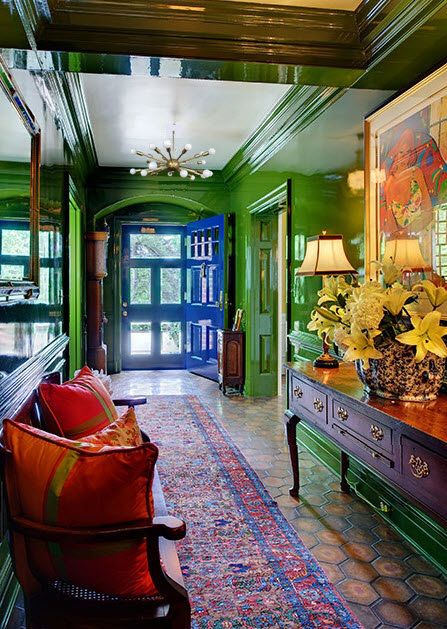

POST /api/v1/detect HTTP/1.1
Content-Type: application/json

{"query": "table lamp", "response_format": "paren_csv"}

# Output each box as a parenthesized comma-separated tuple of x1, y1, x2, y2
(382, 236, 430, 272)
(297, 232, 356, 368)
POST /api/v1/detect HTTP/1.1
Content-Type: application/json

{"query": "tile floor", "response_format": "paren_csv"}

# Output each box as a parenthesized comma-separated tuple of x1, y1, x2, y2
(7, 370, 447, 629)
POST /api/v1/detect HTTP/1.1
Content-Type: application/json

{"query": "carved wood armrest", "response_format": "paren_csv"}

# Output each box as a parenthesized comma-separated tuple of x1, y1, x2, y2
(113, 397, 147, 408)
(11, 515, 186, 543)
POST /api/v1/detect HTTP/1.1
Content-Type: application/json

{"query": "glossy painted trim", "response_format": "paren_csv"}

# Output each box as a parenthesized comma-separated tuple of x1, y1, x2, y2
(223, 86, 346, 185)
(248, 181, 288, 215)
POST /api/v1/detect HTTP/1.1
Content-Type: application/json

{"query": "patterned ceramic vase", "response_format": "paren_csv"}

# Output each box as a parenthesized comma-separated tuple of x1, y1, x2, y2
(355, 341, 446, 402)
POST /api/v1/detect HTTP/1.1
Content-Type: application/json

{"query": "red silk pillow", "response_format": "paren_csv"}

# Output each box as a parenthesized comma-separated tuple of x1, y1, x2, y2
(2, 419, 159, 598)
(83, 407, 143, 448)
(38, 366, 118, 439)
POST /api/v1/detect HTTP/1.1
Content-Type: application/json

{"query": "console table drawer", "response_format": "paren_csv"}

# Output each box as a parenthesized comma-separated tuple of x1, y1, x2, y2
(331, 398, 393, 454)
(332, 424, 394, 471)
(290, 376, 327, 422)
(402, 437, 447, 515)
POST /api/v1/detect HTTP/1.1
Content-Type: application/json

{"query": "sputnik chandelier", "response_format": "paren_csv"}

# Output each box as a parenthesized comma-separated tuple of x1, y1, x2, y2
(129, 130, 215, 181)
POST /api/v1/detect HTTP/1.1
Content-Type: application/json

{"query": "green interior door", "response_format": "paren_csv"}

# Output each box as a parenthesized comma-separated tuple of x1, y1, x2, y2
(250, 216, 278, 396)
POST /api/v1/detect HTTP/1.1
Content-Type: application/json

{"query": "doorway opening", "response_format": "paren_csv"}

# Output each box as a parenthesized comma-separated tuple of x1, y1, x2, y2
(119, 214, 232, 379)
(121, 224, 185, 370)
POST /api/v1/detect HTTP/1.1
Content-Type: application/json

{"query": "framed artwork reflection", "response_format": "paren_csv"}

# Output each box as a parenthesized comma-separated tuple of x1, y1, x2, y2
(365, 63, 447, 283)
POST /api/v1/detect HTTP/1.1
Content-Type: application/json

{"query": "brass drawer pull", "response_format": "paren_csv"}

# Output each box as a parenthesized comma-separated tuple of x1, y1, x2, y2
(293, 386, 303, 398)
(313, 398, 324, 413)
(409, 454, 430, 479)
(370, 425, 384, 441)
(337, 407, 349, 421)
(371, 451, 380, 459)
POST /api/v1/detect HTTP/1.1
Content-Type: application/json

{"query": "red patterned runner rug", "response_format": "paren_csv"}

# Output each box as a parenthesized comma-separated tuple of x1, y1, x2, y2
(138, 395, 362, 629)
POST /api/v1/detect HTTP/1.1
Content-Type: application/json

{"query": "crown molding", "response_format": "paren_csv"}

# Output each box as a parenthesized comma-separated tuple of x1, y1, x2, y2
(223, 84, 346, 185)
(10, 0, 447, 72)
(33, 69, 97, 179)
(356, 0, 447, 67)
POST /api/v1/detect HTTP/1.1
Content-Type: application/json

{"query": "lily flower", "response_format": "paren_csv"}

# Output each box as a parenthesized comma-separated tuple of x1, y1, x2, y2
(396, 310, 447, 362)
(343, 327, 383, 368)
(413, 280, 447, 309)
(383, 285, 413, 316)
(373, 259, 403, 286)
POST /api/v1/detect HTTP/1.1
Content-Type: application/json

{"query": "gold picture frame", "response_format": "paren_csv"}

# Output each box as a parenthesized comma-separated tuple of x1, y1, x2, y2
(365, 62, 447, 282)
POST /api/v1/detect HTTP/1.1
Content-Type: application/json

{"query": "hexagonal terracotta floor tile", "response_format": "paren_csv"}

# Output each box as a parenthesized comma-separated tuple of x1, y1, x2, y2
(373, 557, 411, 579)
(337, 579, 379, 605)
(344, 526, 378, 545)
(343, 542, 378, 562)
(373, 601, 416, 628)
(319, 561, 344, 585)
(407, 574, 447, 599)
(373, 577, 414, 603)
(373, 540, 411, 560)
(409, 597, 447, 624)
(341, 559, 379, 582)
(312, 543, 347, 564)
(316, 529, 346, 546)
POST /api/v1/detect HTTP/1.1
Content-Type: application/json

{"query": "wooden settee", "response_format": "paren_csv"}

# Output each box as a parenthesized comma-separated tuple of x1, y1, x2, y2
(0, 372, 191, 629)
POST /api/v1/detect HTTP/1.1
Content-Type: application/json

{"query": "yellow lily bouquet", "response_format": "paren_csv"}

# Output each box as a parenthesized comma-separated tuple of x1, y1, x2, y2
(308, 264, 447, 400)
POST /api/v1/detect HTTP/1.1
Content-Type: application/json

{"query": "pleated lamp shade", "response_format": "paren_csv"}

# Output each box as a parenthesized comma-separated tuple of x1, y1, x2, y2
(297, 233, 356, 276)
(382, 237, 430, 272)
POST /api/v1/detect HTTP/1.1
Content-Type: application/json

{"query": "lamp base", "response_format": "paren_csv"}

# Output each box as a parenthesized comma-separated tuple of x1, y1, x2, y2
(313, 352, 339, 369)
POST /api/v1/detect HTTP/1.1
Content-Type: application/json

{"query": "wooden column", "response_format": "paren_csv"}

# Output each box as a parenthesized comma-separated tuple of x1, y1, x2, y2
(85, 231, 108, 372)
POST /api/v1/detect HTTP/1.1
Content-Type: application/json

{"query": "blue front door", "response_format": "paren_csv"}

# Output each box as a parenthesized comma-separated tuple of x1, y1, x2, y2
(185, 215, 227, 381)
(121, 224, 185, 369)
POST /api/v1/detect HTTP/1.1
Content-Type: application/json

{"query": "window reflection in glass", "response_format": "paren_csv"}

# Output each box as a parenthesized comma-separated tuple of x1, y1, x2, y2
(130, 234, 181, 259)
(161, 268, 181, 304)
(161, 321, 181, 354)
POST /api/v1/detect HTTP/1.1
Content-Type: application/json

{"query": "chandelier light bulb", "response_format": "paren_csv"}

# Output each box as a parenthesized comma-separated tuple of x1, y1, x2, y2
(129, 168, 136, 175)
(148, 161, 158, 170)
(184, 143, 192, 151)
(130, 148, 136, 154)
(149, 143, 156, 150)
(141, 169, 148, 177)
(163, 139, 172, 148)
(190, 175, 196, 181)
(167, 171, 174, 177)
(203, 169, 213, 178)
(209, 148, 216, 155)
(180, 169, 188, 178)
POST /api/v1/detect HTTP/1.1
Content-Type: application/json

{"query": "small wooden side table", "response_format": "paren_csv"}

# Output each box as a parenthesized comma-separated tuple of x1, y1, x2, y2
(217, 330, 245, 395)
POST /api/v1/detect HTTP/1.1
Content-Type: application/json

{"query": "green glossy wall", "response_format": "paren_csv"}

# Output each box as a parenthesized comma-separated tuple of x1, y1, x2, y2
(229, 88, 393, 395)
(227, 87, 447, 571)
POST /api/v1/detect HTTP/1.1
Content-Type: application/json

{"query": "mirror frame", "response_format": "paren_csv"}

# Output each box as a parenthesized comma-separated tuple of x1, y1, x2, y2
(0, 55, 41, 303)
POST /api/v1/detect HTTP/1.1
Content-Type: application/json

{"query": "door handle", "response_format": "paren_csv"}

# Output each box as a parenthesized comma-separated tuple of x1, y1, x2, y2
(122, 310, 128, 317)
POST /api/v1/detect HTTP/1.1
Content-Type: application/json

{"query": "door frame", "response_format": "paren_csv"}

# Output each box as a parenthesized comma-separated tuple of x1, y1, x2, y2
(247, 179, 292, 397)
(120, 223, 186, 370)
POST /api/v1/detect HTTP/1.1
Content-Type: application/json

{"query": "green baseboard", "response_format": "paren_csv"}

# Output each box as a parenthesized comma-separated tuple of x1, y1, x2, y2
(0, 539, 19, 629)
(297, 422, 447, 576)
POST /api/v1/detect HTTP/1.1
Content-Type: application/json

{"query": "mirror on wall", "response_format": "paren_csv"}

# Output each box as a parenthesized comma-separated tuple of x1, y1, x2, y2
(0, 55, 40, 302)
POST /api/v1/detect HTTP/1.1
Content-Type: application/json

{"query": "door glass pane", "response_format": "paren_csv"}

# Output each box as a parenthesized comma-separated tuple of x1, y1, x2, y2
(0, 265, 24, 280)
(1, 228, 30, 256)
(130, 233, 181, 258)
(161, 268, 181, 304)
(130, 322, 152, 354)
(130, 268, 151, 304)
(161, 321, 181, 354)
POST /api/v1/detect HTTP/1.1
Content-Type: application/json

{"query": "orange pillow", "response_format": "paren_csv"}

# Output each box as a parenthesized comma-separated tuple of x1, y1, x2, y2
(38, 366, 118, 439)
(83, 407, 143, 448)
(3, 419, 159, 598)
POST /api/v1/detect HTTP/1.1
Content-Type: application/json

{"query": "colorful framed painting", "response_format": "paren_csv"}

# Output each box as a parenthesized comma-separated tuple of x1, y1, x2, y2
(365, 63, 447, 281)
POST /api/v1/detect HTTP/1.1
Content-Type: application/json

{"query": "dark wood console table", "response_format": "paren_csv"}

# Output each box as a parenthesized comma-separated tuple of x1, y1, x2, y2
(285, 360, 447, 524)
